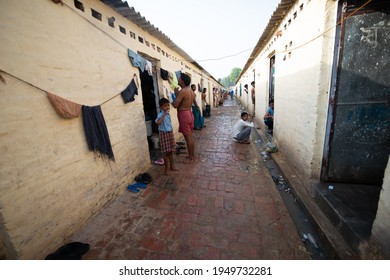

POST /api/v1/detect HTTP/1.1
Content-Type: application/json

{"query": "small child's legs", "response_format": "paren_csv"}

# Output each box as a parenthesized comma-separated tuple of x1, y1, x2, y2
(163, 152, 178, 175)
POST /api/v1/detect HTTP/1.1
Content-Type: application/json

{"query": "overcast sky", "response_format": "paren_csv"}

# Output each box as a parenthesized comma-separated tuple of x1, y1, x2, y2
(125, 0, 280, 80)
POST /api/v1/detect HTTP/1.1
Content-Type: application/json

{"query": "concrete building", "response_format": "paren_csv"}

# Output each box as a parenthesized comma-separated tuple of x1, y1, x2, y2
(236, 0, 389, 258)
(0, 0, 219, 259)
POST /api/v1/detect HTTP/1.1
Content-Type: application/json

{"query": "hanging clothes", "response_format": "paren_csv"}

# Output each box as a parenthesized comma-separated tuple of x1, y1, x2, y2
(160, 68, 169, 80)
(168, 71, 178, 90)
(127, 49, 146, 72)
(47, 92, 81, 118)
(82, 105, 115, 161)
(121, 78, 138, 103)
(145, 60, 153, 76)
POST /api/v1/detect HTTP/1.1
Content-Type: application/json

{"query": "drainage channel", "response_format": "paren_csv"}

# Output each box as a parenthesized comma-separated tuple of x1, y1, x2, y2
(253, 134, 328, 259)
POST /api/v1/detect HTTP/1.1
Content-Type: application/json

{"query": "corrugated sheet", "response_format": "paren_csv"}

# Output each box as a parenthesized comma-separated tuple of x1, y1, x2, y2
(237, 0, 296, 82)
(101, 0, 217, 81)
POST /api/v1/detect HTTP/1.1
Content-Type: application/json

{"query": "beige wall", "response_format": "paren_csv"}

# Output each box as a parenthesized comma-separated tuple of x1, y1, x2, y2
(238, 0, 337, 182)
(370, 156, 390, 258)
(0, 0, 215, 259)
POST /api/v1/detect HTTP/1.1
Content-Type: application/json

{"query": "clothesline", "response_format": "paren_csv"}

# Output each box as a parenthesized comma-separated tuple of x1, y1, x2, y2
(0, 69, 138, 107)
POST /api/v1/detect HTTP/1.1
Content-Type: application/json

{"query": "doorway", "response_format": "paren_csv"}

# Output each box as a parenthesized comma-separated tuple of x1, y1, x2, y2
(269, 55, 275, 102)
(138, 55, 162, 161)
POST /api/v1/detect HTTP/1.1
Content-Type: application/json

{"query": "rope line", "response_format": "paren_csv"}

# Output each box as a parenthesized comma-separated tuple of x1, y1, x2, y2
(0, 69, 139, 107)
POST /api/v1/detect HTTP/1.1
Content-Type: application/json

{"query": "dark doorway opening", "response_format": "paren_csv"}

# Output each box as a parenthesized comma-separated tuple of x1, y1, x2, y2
(138, 65, 162, 162)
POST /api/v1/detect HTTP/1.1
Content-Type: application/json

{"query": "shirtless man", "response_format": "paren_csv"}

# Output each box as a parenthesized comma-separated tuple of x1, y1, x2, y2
(173, 73, 196, 163)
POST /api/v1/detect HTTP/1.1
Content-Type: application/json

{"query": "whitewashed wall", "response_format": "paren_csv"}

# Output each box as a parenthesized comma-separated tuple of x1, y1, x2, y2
(0, 0, 215, 259)
(370, 156, 390, 258)
(238, 0, 337, 181)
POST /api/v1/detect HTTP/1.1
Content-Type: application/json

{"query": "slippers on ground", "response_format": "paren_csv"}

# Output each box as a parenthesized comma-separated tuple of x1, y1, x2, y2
(134, 173, 152, 184)
(134, 182, 147, 189)
(154, 158, 164, 165)
(176, 142, 185, 146)
(134, 175, 146, 184)
(127, 184, 140, 193)
(141, 173, 152, 183)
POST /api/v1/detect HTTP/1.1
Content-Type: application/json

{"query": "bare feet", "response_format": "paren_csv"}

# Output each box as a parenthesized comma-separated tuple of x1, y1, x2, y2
(183, 158, 195, 164)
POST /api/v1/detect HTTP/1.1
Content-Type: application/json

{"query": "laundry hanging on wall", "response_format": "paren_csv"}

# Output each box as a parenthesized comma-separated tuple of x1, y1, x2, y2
(121, 77, 138, 103)
(46, 93, 116, 161)
(127, 49, 146, 72)
(47, 92, 82, 118)
(168, 71, 178, 90)
(82, 105, 115, 161)
(160, 68, 169, 81)
(145, 60, 153, 76)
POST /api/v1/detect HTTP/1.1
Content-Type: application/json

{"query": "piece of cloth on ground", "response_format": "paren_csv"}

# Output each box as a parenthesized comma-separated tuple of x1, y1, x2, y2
(177, 110, 194, 136)
(82, 105, 115, 161)
(45, 242, 90, 260)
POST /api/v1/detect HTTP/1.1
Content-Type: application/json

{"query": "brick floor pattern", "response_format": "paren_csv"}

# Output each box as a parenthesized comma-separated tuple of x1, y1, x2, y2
(72, 99, 310, 260)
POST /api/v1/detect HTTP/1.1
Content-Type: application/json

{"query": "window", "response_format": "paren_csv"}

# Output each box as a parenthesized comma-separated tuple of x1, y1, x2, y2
(130, 31, 136, 39)
(74, 0, 84, 12)
(91, 9, 102, 21)
(108, 16, 115, 28)
(145, 40, 150, 47)
(138, 36, 144, 43)
(119, 26, 126, 34)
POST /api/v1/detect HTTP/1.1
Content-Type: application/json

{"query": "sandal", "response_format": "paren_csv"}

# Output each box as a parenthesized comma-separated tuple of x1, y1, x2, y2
(134, 175, 147, 184)
(141, 173, 152, 183)
(127, 184, 140, 193)
(134, 182, 147, 189)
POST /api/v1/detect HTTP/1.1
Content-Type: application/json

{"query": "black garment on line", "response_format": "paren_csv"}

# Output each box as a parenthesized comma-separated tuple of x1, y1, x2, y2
(121, 78, 138, 103)
(82, 105, 115, 161)
(160, 68, 169, 80)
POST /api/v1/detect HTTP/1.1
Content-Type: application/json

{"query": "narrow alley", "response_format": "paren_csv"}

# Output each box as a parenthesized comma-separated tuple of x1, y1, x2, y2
(72, 98, 310, 260)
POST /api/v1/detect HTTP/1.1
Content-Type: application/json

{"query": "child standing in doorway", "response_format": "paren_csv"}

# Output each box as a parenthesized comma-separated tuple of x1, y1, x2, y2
(155, 98, 178, 175)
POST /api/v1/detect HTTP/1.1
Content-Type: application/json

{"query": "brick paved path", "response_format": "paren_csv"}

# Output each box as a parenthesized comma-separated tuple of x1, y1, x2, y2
(73, 99, 309, 259)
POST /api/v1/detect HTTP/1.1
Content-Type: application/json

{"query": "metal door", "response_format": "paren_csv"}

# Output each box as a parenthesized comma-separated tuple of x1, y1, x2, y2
(323, 0, 390, 185)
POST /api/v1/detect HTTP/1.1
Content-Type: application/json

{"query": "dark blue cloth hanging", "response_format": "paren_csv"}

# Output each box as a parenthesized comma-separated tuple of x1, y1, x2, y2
(82, 105, 115, 161)
(121, 78, 138, 103)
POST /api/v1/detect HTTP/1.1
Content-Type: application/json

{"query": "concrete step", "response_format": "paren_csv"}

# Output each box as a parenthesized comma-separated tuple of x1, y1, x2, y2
(313, 182, 381, 254)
